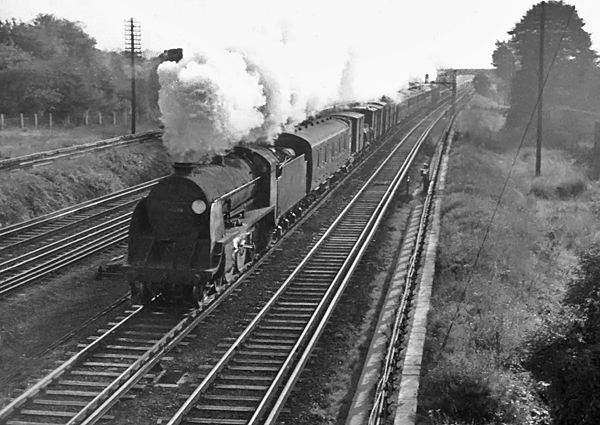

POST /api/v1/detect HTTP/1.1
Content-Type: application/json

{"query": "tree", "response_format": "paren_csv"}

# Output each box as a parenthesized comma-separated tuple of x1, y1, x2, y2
(527, 244, 600, 424)
(502, 1, 599, 127)
(0, 14, 163, 119)
(472, 72, 492, 97)
(492, 40, 517, 83)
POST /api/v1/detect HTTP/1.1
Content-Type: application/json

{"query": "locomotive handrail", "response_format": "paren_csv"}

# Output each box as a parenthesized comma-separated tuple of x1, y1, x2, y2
(214, 176, 262, 202)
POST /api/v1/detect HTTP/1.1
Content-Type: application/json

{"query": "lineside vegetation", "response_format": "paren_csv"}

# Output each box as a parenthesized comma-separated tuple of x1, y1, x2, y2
(419, 92, 600, 424)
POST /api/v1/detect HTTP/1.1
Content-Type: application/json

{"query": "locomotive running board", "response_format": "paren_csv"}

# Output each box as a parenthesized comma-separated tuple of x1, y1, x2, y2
(217, 206, 275, 246)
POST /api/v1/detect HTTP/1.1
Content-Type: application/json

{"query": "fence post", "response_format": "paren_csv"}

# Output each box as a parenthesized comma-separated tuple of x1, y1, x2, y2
(99, 112, 102, 125)
(0, 114, 3, 131)
(123, 110, 127, 125)
(49, 113, 53, 128)
(113, 112, 116, 126)
(85, 110, 89, 126)
(67, 114, 71, 126)
(34, 113, 38, 129)
(20, 113, 24, 129)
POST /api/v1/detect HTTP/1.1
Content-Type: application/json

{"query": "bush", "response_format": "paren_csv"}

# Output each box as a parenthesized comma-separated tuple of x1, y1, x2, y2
(525, 243, 600, 424)
(419, 356, 522, 424)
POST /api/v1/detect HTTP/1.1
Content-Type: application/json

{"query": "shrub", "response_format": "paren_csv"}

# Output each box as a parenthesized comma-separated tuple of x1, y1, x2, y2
(419, 356, 520, 424)
(525, 244, 600, 424)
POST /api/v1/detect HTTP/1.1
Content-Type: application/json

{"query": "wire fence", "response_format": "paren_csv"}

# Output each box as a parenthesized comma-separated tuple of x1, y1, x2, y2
(0, 110, 161, 130)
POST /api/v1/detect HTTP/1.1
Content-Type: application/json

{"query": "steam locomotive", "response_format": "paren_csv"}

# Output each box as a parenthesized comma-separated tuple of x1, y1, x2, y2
(125, 86, 444, 306)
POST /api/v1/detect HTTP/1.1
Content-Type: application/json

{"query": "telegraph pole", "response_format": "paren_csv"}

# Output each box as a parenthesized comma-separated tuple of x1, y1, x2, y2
(451, 69, 457, 115)
(536, 1, 545, 176)
(124, 18, 141, 134)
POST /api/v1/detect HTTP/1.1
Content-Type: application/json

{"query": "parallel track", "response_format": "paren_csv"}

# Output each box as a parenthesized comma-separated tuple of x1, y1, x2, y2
(368, 114, 459, 425)
(0, 178, 162, 297)
(0, 130, 162, 171)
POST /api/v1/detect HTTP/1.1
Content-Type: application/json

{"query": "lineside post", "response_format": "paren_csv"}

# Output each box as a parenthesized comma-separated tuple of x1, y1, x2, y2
(125, 18, 141, 134)
(536, 1, 545, 177)
(451, 70, 457, 115)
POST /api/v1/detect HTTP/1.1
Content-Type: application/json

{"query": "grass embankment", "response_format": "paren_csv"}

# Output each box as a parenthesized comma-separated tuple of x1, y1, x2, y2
(0, 123, 159, 158)
(0, 143, 172, 227)
(419, 97, 600, 424)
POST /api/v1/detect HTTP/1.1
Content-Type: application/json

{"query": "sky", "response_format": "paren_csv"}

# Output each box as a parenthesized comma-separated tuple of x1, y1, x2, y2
(1, 0, 599, 71)
(2, 0, 599, 158)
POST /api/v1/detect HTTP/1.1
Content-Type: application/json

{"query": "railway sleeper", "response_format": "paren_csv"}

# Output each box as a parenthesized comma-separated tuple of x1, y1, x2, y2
(183, 418, 247, 425)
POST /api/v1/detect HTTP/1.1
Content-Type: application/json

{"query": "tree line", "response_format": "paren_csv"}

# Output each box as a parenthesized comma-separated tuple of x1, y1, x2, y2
(491, 1, 600, 128)
(0, 14, 165, 121)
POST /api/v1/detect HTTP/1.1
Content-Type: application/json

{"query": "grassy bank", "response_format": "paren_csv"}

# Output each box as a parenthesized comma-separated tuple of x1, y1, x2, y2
(0, 124, 159, 159)
(0, 142, 172, 227)
(419, 96, 600, 424)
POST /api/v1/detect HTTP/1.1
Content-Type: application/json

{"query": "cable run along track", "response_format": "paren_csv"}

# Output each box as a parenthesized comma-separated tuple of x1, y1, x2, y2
(0, 178, 162, 297)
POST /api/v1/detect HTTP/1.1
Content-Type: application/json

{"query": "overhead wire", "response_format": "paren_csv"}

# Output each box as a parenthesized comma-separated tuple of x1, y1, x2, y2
(434, 5, 576, 361)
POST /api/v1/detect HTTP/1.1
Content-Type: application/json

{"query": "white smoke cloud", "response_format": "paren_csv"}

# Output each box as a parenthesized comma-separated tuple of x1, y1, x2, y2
(158, 49, 267, 160)
(157, 0, 438, 160)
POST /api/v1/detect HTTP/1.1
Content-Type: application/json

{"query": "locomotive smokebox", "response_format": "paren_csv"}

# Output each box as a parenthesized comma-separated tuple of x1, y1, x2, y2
(172, 162, 195, 176)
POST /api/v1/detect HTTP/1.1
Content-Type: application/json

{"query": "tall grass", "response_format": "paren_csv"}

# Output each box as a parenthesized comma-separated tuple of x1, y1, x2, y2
(0, 123, 160, 158)
(0, 143, 171, 227)
(419, 105, 600, 424)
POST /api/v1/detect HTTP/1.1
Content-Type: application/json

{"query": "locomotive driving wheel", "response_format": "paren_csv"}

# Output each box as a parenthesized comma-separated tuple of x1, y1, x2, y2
(234, 233, 255, 274)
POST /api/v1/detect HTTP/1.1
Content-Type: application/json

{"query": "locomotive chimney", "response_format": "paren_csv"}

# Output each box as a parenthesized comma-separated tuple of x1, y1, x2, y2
(212, 155, 225, 166)
(172, 162, 195, 176)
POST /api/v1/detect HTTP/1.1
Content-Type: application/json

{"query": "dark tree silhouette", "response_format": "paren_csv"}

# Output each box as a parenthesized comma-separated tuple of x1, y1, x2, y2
(498, 1, 598, 127)
(0, 14, 163, 119)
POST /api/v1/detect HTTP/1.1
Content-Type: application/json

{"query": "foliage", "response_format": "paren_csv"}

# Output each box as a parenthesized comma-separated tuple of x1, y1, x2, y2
(491, 1, 600, 128)
(492, 40, 517, 83)
(422, 99, 600, 424)
(472, 72, 492, 97)
(526, 244, 600, 424)
(0, 143, 171, 226)
(0, 14, 164, 117)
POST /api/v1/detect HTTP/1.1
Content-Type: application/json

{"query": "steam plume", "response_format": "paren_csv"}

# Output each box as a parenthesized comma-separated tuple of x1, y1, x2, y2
(157, 0, 437, 161)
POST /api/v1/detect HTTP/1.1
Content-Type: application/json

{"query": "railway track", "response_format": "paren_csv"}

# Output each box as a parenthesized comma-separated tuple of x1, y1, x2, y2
(162, 105, 451, 425)
(0, 178, 162, 298)
(367, 114, 457, 425)
(0, 92, 466, 425)
(0, 130, 162, 172)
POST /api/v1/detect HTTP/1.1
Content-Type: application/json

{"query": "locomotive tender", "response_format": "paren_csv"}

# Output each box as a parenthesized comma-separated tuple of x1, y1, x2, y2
(125, 86, 443, 306)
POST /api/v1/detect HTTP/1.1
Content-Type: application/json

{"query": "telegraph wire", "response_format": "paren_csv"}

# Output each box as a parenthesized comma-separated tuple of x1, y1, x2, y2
(434, 5, 576, 362)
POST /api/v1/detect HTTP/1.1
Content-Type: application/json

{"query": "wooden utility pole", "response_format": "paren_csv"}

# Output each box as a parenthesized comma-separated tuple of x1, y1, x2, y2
(125, 18, 141, 134)
(536, 1, 545, 177)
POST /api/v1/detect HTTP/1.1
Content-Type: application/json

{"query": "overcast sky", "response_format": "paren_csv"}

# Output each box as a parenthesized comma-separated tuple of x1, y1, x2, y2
(1, 0, 599, 70)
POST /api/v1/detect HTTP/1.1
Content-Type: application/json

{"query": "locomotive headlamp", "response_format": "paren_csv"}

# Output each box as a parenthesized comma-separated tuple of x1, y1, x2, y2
(191, 200, 207, 214)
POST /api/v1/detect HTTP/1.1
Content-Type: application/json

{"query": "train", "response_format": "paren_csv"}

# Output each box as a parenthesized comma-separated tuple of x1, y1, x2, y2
(125, 85, 446, 306)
